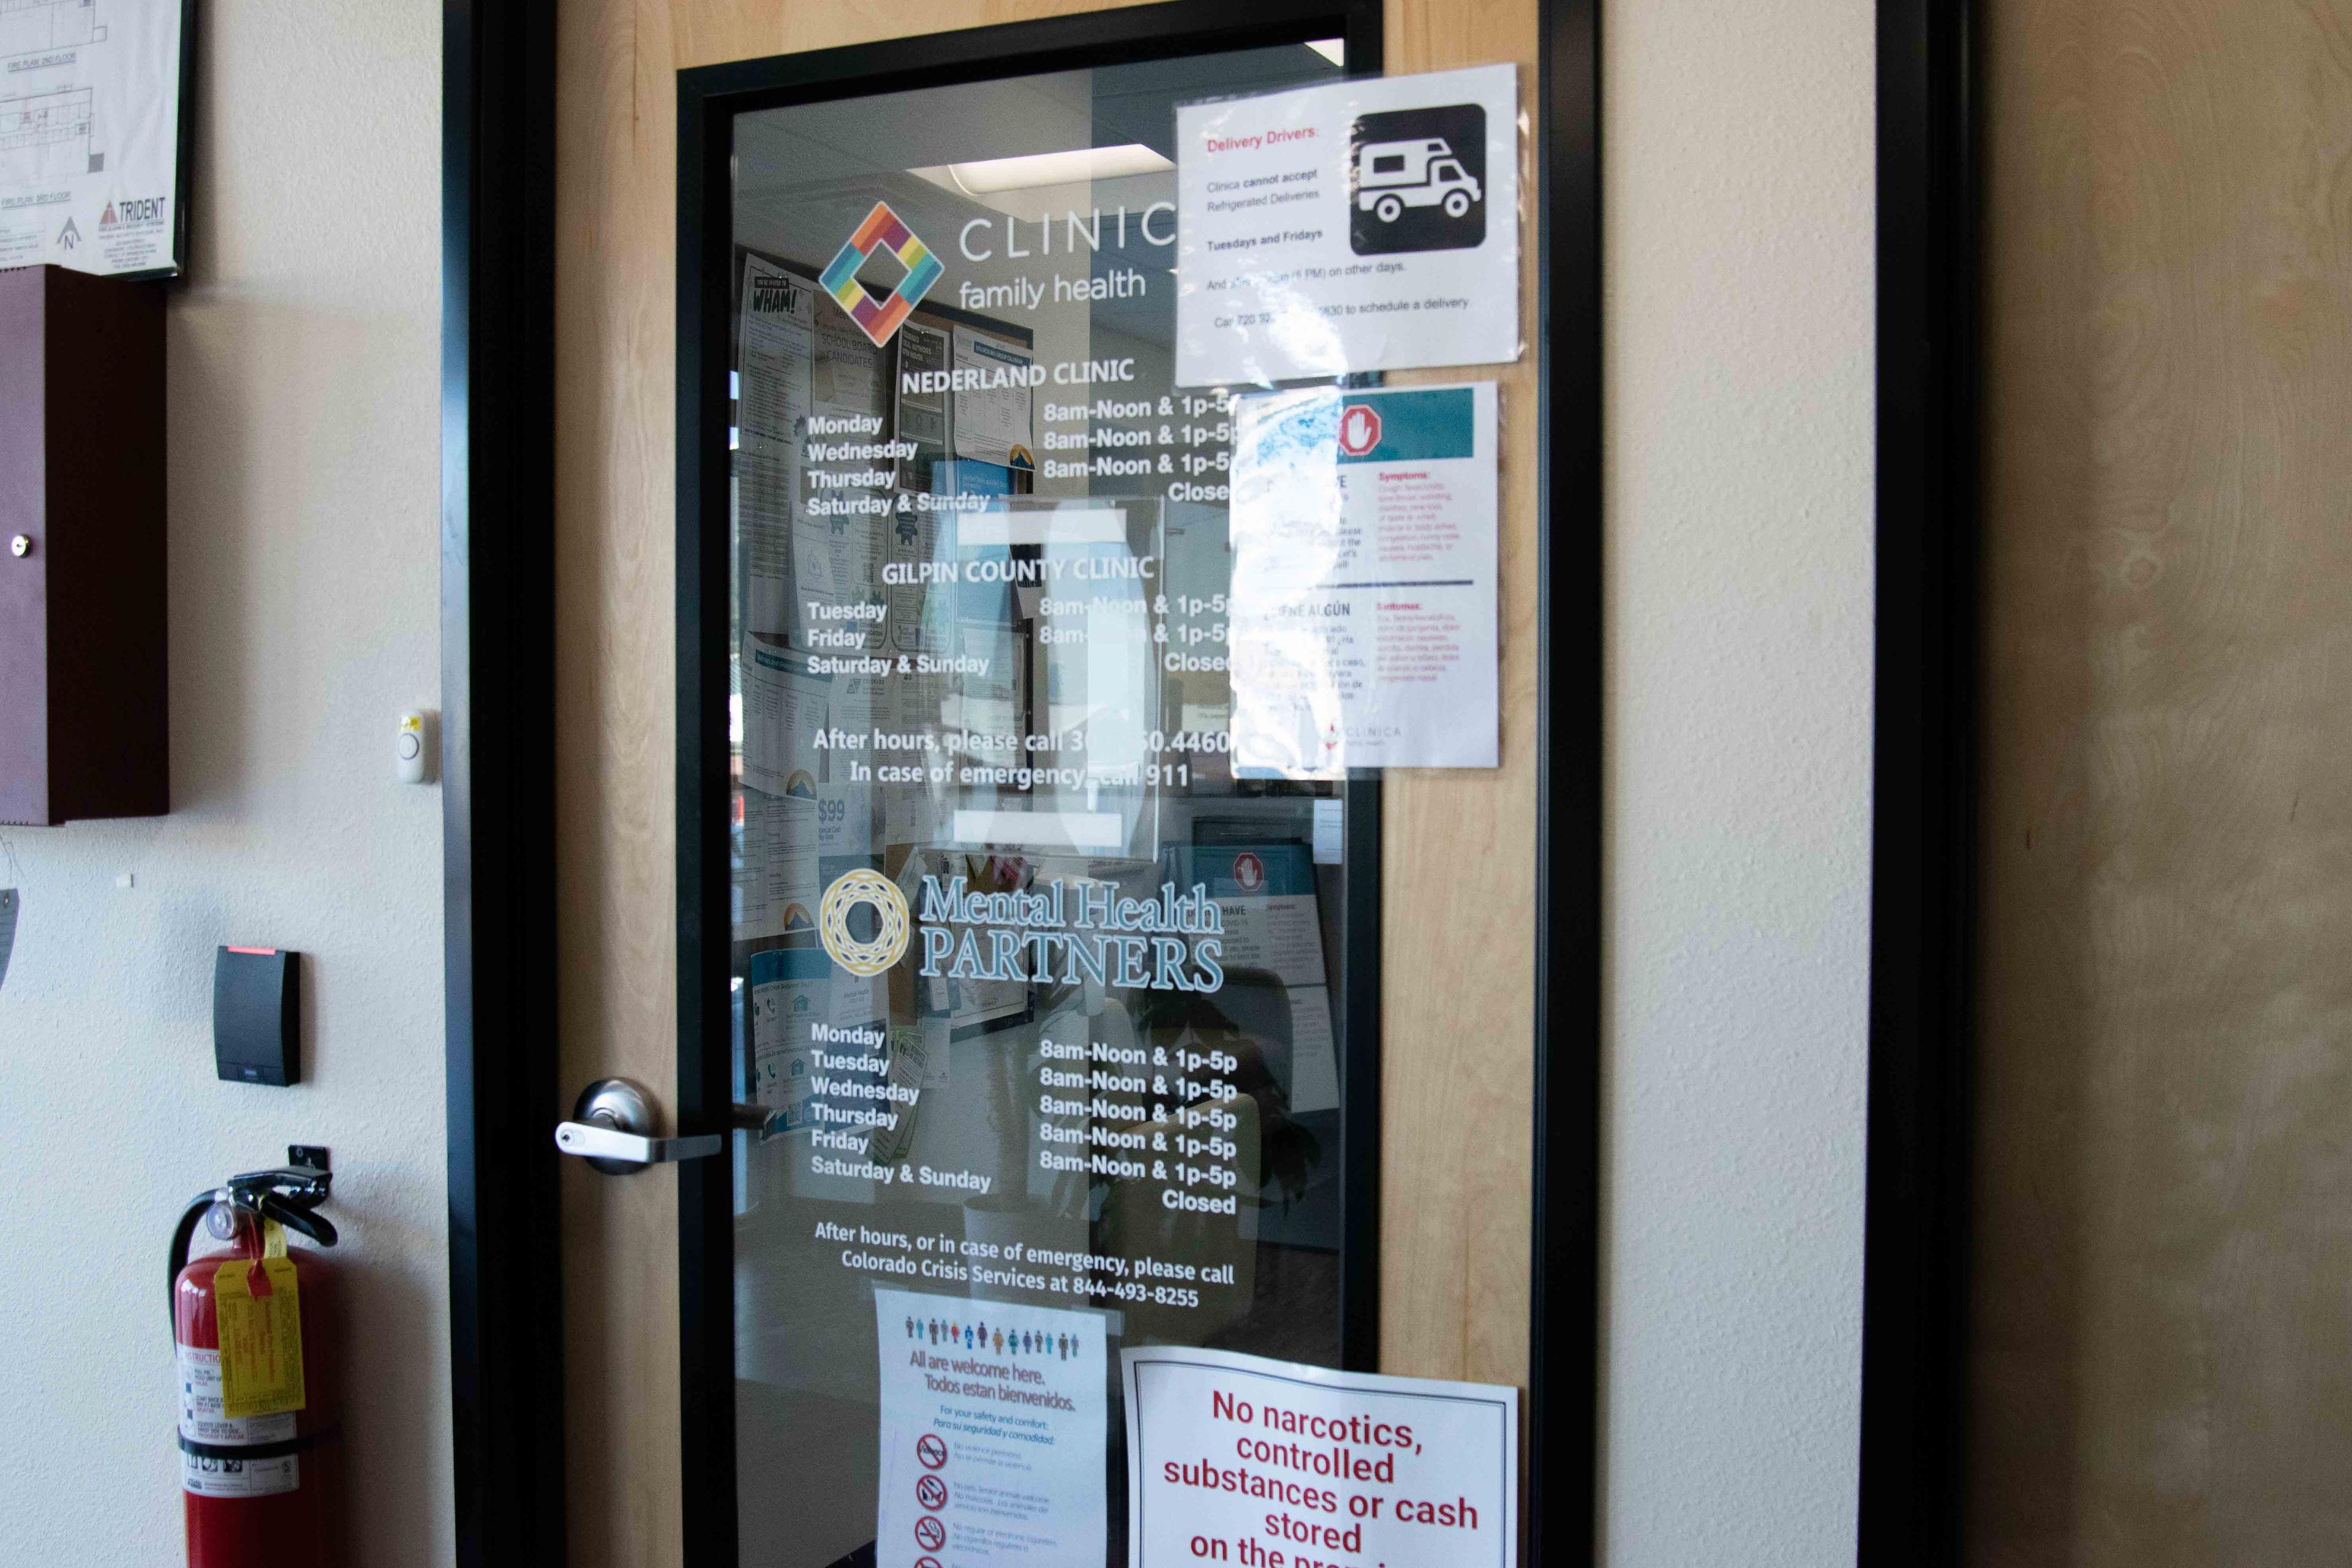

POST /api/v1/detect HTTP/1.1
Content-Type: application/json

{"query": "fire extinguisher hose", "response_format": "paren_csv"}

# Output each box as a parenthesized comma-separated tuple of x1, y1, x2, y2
(166, 1188, 227, 1327)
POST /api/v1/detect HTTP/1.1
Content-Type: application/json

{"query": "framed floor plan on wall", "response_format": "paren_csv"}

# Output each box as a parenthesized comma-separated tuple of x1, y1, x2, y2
(0, 0, 192, 277)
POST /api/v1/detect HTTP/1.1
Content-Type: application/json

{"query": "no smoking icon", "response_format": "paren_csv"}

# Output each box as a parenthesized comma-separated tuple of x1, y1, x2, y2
(914, 1515, 946, 1552)
(917, 1433, 948, 1470)
(917, 1474, 949, 1510)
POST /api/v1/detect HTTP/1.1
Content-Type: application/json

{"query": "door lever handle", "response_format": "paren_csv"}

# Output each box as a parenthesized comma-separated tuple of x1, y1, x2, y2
(554, 1077, 723, 1174)
(554, 1119, 723, 1167)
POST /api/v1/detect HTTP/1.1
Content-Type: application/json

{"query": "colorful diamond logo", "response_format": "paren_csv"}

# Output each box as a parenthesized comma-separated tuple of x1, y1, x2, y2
(820, 201, 943, 347)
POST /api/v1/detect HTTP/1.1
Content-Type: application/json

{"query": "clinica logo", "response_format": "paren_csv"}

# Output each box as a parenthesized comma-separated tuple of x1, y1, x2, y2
(819, 202, 943, 347)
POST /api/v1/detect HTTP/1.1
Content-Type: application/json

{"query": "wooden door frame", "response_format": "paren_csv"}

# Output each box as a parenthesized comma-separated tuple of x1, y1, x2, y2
(440, 1, 1602, 1564)
(1858, 0, 1978, 1559)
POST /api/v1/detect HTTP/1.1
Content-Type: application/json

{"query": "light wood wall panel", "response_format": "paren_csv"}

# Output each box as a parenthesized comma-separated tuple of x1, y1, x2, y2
(1972, 1, 2352, 1562)
(1376, 1, 1539, 1392)
(556, 4, 1542, 1562)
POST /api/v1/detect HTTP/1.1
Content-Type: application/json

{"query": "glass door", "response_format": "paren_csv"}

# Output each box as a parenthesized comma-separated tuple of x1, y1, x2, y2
(680, 17, 1384, 1566)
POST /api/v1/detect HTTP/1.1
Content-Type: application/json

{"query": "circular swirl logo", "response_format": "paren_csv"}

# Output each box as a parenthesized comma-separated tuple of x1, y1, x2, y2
(818, 868, 911, 977)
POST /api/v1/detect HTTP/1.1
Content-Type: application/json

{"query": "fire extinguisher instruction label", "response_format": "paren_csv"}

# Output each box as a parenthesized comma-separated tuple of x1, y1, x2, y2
(178, 1345, 296, 1447)
(181, 1449, 300, 1499)
(212, 1257, 307, 1419)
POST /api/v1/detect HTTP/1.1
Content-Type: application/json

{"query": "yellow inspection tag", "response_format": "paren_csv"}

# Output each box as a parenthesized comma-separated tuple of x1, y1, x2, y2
(214, 1257, 306, 1419)
(262, 1218, 287, 1259)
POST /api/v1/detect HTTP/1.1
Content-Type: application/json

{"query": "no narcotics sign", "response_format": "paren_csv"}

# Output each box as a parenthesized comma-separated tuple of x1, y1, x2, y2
(1123, 1346, 1518, 1568)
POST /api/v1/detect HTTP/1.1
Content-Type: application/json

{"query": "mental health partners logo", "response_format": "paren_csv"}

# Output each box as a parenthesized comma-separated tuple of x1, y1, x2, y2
(817, 867, 911, 977)
(820, 201, 943, 347)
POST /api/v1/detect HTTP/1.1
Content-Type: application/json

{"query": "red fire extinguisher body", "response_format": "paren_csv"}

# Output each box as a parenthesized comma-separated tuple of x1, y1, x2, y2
(176, 1214, 341, 1567)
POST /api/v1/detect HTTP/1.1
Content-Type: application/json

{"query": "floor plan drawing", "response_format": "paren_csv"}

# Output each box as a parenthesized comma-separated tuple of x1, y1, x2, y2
(0, 0, 177, 275)
(0, 0, 102, 62)
(0, 85, 95, 183)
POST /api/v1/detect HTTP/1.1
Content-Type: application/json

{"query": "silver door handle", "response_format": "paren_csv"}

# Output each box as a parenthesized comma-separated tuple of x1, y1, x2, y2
(553, 1119, 723, 1167)
(554, 1077, 723, 1174)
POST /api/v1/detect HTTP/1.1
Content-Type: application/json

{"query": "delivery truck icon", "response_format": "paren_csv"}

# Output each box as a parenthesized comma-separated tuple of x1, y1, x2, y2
(1349, 104, 1487, 255)
(1357, 138, 1482, 222)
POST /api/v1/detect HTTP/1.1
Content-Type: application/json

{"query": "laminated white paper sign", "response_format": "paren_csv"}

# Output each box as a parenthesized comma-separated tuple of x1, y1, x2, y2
(876, 1287, 1108, 1568)
(1175, 64, 1519, 384)
(1123, 1344, 1518, 1568)
(1227, 382, 1501, 773)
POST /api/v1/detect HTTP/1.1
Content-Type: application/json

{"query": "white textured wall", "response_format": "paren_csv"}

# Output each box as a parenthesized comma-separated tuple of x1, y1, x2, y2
(1599, 0, 1875, 1562)
(0, 2, 447, 1564)
(0, 0, 1871, 1560)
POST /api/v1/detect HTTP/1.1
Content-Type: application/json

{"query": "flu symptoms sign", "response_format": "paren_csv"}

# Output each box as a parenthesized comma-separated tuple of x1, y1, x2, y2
(1123, 1347, 1518, 1568)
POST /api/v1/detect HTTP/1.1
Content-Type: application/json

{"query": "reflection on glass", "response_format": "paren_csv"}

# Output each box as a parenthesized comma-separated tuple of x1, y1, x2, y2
(723, 40, 1356, 1568)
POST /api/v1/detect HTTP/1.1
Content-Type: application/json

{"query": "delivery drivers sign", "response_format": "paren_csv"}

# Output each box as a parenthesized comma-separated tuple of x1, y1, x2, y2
(1123, 1347, 1518, 1568)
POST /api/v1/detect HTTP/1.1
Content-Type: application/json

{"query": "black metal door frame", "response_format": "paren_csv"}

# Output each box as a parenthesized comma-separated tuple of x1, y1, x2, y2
(1858, 0, 1978, 1560)
(440, 1, 1605, 1563)
(1532, 0, 1600, 1561)
(441, 2, 565, 1564)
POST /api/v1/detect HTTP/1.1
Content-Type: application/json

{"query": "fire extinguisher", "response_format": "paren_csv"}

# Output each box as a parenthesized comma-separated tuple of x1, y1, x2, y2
(169, 1161, 341, 1567)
